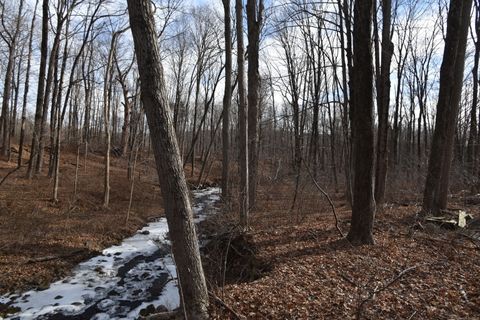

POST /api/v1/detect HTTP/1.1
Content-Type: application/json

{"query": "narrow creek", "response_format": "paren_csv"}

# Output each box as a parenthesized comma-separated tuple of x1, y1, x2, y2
(0, 187, 221, 320)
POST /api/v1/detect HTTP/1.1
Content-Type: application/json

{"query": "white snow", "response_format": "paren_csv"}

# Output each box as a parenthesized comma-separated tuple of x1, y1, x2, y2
(0, 187, 220, 320)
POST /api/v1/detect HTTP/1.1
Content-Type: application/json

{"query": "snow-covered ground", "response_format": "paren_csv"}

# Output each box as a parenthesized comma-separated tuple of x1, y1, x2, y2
(0, 187, 221, 320)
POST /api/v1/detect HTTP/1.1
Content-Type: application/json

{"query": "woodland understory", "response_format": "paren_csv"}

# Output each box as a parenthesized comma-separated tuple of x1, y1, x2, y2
(0, 146, 479, 319)
(0, 0, 480, 318)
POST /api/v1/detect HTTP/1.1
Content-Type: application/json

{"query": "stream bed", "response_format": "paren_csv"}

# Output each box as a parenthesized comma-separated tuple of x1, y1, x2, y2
(0, 187, 221, 320)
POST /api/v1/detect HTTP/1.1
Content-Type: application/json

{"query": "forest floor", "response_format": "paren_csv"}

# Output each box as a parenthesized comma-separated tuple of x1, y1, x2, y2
(204, 167, 480, 319)
(1, 148, 480, 319)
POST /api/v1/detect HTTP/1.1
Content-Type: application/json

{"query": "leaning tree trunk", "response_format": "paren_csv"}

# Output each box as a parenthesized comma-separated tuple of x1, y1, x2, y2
(422, 0, 473, 214)
(346, 0, 376, 245)
(126, 1, 209, 318)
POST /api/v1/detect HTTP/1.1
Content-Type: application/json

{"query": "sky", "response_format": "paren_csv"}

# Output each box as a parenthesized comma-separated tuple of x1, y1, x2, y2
(2, 0, 475, 127)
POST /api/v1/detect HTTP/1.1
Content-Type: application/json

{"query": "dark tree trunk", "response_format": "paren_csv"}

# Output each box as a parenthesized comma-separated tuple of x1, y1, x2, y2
(27, 0, 49, 178)
(467, 0, 480, 175)
(422, 0, 473, 214)
(374, 0, 394, 205)
(127, 1, 209, 318)
(347, 0, 376, 245)
(246, 0, 263, 209)
(0, 0, 24, 160)
(19, 0, 39, 168)
(237, 0, 249, 228)
(222, 0, 232, 201)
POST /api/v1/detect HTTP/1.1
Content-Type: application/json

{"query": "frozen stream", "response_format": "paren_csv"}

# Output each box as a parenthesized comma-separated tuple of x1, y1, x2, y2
(0, 187, 221, 320)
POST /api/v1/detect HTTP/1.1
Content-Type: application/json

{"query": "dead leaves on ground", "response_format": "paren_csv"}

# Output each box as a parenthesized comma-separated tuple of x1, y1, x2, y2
(208, 187, 480, 319)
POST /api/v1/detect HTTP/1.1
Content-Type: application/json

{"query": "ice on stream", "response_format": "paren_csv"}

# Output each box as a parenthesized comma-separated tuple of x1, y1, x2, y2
(0, 187, 221, 320)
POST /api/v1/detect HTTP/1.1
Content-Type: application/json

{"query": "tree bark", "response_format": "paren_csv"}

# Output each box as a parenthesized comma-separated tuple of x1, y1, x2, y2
(27, 0, 48, 179)
(347, 0, 376, 245)
(0, 0, 24, 160)
(18, 0, 39, 168)
(237, 0, 249, 228)
(374, 0, 393, 205)
(127, 1, 209, 318)
(222, 0, 232, 201)
(422, 0, 473, 214)
(246, 0, 263, 209)
(467, 0, 480, 175)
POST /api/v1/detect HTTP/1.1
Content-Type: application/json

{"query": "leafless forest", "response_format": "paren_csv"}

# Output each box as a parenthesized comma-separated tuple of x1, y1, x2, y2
(0, 0, 479, 319)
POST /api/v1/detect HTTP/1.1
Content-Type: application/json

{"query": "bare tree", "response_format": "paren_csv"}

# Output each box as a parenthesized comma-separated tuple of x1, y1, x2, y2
(18, 0, 38, 168)
(27, 0, 48, 178)
(222, 0, 232, 201)
(246, 0, 264, 208)
(347, 0, 376, 245)
(127, 0, 209, 318)
(237, 0, 249, 228)
(374, 0, 394, 205)
(467, 0, 480, 175)
(0, 0, 24, 160)
(422, 0, 473, 214)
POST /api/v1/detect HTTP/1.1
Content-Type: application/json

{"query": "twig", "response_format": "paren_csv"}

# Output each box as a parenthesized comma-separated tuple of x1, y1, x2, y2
(407, 310, 417, 320)
(301, 158, 344, 237)
(356, 266, 417, 319)
(222, 225, 239, 299)
(143, 310, 179, 320)
(209, 291, 246, 320)
(340, 273, 359, 287)
(0, 164, 23, 187)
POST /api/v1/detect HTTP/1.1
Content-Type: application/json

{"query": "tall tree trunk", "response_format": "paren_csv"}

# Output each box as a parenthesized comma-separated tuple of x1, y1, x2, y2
(423, 0, 473, 214)
(347, 0, 376, 245)
(222, 0, 232, 201)
(37, 10, 65, 174)
(103, 33, 119, 208)
(127, 1, 209, 318)
(338, 0, 354, 205)
(236, 0, 249, 228)
(374, 0, 393, 205)
(468, 0, 480, 175)
(19, 0, 39, 168)
(1, 45, 15, 160)
(11, 47, 23, 140)
(27, 0, 49, 178)
(0, 0, 24, 160)
(246, 0, 263, 209)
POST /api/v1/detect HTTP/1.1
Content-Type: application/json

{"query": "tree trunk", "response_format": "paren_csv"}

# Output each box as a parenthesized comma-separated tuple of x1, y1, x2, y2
(127, 1, 209, 318)
(103, 33, 119, 208)
(347, 0, 376, 245)
(222, 0, 232, 201)
(374, 0, 393, 205)
(422, 0, 473, 214)
(1, 44, 15, 159)
(0, 0, 24, 160)
(27, 0, 49, 179)
(246, 0, 263, 209)
(237, 0, 249, 228)
(467, 1, 480, 175)
(19, 0, 39, 168)
(37, 9, 65, 174)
